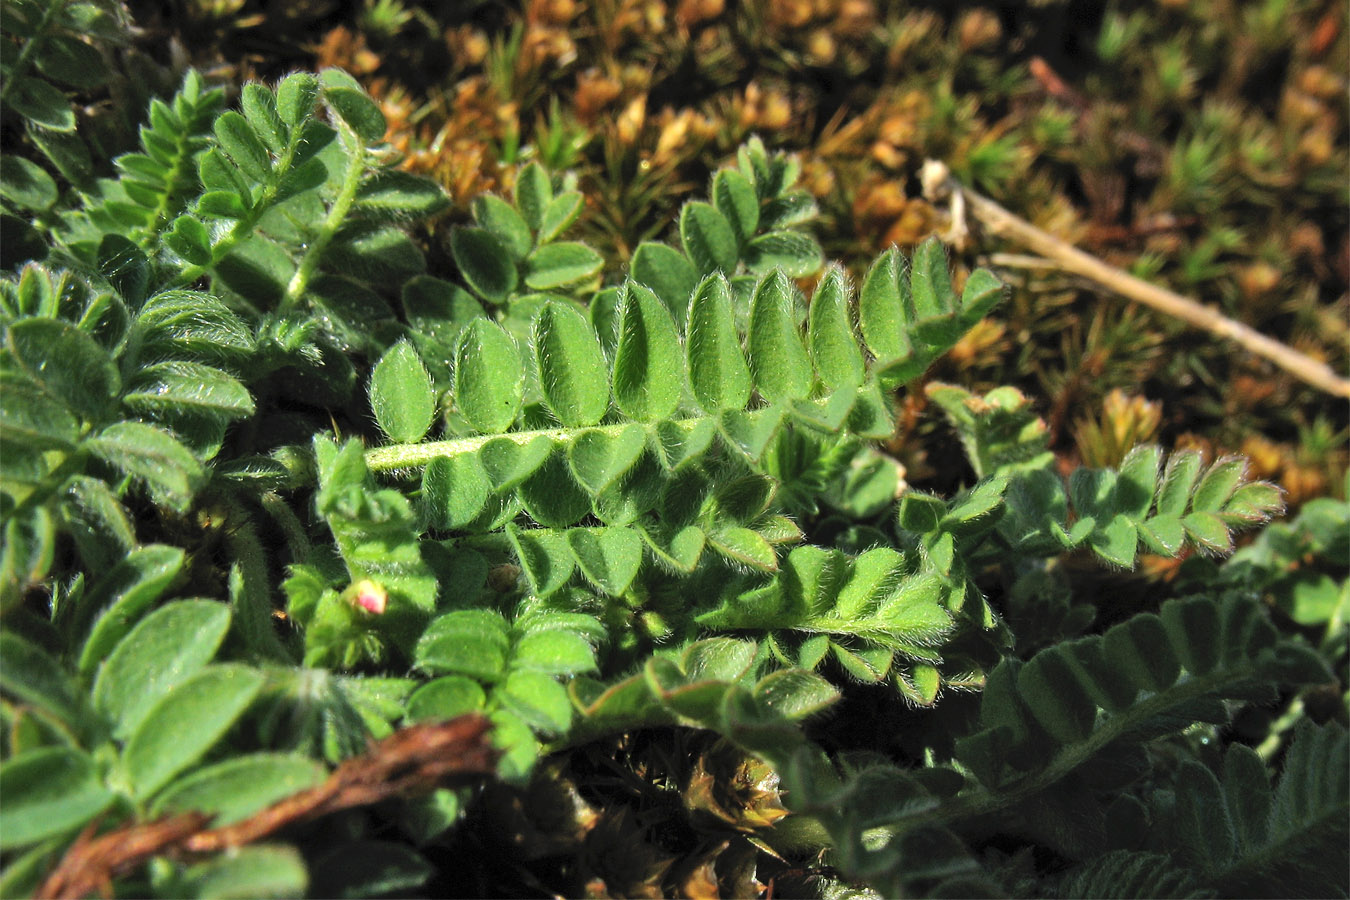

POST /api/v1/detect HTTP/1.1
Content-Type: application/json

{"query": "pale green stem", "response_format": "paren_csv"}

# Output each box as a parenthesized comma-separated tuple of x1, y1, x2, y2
(279, 123, 367, 313)
(364, 418, 705, 473)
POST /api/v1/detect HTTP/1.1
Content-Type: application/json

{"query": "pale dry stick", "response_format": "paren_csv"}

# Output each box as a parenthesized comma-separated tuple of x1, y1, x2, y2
(920, 160, 1350, 400)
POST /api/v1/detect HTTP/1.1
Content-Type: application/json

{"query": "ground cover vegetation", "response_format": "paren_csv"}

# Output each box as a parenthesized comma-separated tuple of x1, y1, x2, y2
(0, 0, 1346, 897)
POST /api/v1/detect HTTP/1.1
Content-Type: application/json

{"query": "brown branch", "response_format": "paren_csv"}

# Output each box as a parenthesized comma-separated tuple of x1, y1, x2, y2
(920, 161, 1350, 400)
(36, 715, 499, 900)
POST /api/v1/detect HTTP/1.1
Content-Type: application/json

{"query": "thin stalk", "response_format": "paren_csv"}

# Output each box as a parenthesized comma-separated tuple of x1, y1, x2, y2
(364, 418, 704, 473)
(280, 123, 367, 313)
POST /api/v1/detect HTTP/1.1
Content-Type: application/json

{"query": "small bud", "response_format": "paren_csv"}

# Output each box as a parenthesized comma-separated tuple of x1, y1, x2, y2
(351, 579, 388, 615)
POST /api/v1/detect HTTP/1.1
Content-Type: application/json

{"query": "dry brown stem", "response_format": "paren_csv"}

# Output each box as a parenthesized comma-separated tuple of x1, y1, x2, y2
(921, 161, 1350, 400)
(36, 715, 498, 900)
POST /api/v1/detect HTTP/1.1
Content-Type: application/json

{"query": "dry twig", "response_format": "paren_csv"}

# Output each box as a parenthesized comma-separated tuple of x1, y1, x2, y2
(921, 161, 1350, 399)
(36, 715, 499, 900)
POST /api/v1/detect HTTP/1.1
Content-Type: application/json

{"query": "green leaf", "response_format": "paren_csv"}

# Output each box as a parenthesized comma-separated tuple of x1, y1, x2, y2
(500, 670, 573, 734)
(124, 361, 255, 421)
(309, 841, 431, 900)
(35, 35, 110, 89)
(651, 418, 716, 471)
(1157, 450, 1203, 516)
(630, 241, 699, 324)
(479, 434, 553, 492)
(276, 72, 320, 126)
(473, 194, 533, 259)
(959, 267, 1004, 325)
(507, 525, 575, 596)
(1139, 514, 1186, 556)
(719, 406, 783, 462)
(0, 748, 114, 850)
(0, 155, 58, 210)
(416, 609, 510, 680)
(1183, 511, 1233, 554)
(747, 270, 812, 403)
(407, 675, 487, 721)
(533, 301, 610, 427)
(213, 110, 272, 181)
(450, 226, 517, 304)
(753, 668, 840, 719)
(611, 282, 682, 421)
(75, 544, 186, 675)
(124, 664, 266, 799)
(686, 273, 752, 412)
(8, 77, 75, 131)
(568, 425, 646, 495)
(567, 526, 643, 596)
(743, 230, 823, 277)
(680, 201, 738, 275)
(241, 83, 287, 153)
(181, 844, 309, 900)
(910, 237, 955, 322)
(523, 242, 603, 289)
(1191, 456, 1247, 513)
(7, 317, 119, 423)
(708, 526, 778, 572)
(93, 600, 232, 740)
(421, 454, 490, 530)
(519, 448, 592, 527)
(513, 629, 597, 675)
(713, 168, 760, 243)
(136, 290, 255, 365)
(514, 161, 553, 231)
(539, 190, 584, 243)
(369, 340, 436, 444)
(152, 754, 326, 825)
(99, 234, 149, 306)
(0, 632, 79, 727)
(0, 376, 80, 449)
(859, 246, 911, 365)
(808, 265, 865, 391)
(1117, 444, 1162, 519)
(1090, 514, 1139, 568)
(355, 170, 449, 219)
(163, 215, 214, 266)
(321, 71, 386, 142)
(85, 422, 204, 512)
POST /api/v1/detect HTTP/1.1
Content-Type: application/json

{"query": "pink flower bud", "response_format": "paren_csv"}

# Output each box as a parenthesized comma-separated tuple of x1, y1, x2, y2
(352, 579, 387, 615)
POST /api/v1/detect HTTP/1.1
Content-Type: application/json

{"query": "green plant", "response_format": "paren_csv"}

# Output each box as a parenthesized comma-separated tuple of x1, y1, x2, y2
(0, 60, 1344, 900)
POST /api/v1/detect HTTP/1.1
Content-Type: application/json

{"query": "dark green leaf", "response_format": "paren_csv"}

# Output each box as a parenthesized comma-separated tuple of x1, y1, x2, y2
(808, 265, 864, 391)
(567, 526, 643, 596)
(539, 190, 583, 243)
(611, 281, 682, 421)
(453, 319, 522, 434)
(743, 230, 823, 277)
(34, 35, 109, 89)
(213, 111, 272, 181)
(523, 242, 603, 289)
(152, 754, 326, 825)
(276, 72, 320, 126)
(479, 435, 553, 492)
(680, 201, 738, 275)
(630, 241, 699, 325)
(416, 609, 510, 679)
(7, 317, 119, 423)
(0, 748, 114, 850)
(74, 544, 186, 675)
(8, 77, 75, 131)
(747, 270, 811, 403)
(92, 600, 232, 740)
(369, 340, 435, 444)
(472, 194, 532, 259)
(0, 155, 57, 210)
(713, 168, 759, 243)
(241, 83, 287, 153)
(124, 664, 266, 799)
(321, 73, 386, 143)
(181, 844, 308, 900)
(686, 273, 751, 412)
(450, 226, 517, 304)
(514, 161, 553, 231)
(421, 453, 490, 530)
(84, 422, 204, 512)
(406, 676, 487, 721)
(533, 301, 609, 427)
(859, 246, 911, 366)
(124, 361, 255, 421)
